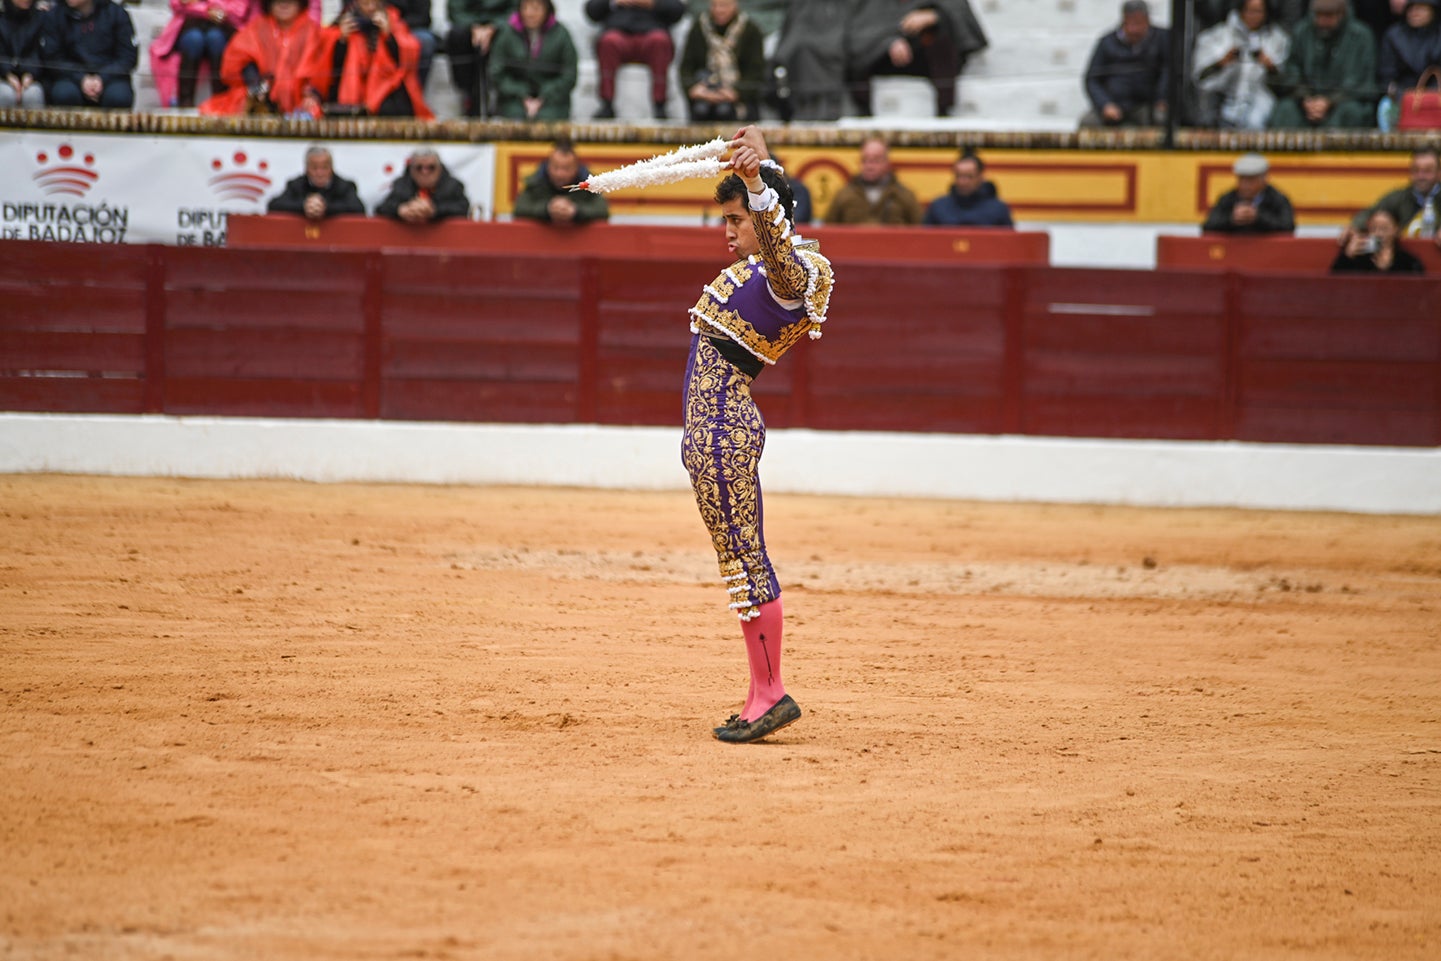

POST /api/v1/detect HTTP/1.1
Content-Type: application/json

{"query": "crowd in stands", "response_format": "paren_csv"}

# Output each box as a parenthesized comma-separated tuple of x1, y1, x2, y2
(2, 0, 1439, 129)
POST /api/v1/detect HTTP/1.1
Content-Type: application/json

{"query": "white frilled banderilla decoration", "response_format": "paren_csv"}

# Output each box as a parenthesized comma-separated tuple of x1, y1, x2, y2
(568, 137, 733, 194)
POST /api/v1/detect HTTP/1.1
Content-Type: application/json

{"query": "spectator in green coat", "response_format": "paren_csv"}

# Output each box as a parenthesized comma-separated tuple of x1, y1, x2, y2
(489, 0, 576, 120)
(1268, 0, 1377, 127)
(512, 139, 610, 225)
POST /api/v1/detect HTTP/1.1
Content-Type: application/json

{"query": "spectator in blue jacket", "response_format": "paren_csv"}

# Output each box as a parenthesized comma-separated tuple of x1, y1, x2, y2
(43, 0, 137, 108)
(1080, 0, 1169, 126)
(923, 149, 1014, 227)
(1379, 0, 1441, 100)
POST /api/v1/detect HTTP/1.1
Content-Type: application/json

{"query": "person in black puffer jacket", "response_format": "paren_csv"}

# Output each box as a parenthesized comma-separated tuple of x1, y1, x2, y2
(42, 0, 137, 109)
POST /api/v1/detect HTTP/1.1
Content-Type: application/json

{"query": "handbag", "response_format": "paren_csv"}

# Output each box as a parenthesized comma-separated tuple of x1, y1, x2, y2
(1398, 67, 1441, 130)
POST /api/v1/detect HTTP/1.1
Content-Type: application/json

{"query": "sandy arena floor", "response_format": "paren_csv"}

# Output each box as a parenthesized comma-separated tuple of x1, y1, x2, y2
(2, 474, 1439, 960)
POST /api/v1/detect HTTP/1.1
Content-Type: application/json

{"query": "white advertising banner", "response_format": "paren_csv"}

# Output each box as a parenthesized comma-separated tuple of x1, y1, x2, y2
(0, 132, 498, 246)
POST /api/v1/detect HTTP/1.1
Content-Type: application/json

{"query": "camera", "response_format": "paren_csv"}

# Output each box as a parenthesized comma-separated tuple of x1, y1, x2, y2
(1361, 235, 1380, 255)
(1246, 34, 1264, 55)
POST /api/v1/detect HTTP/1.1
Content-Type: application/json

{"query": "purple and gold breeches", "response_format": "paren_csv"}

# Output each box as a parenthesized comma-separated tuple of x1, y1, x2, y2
(680, 334, 780, 621)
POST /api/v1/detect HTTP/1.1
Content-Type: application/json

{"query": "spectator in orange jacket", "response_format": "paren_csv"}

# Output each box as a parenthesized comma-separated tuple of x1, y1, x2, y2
(305, 0, 433, 118)
(198, 0, 322, 116)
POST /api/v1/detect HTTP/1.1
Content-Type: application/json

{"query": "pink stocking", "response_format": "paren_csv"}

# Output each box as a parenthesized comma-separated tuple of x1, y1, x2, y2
(740, 597, 785, 722)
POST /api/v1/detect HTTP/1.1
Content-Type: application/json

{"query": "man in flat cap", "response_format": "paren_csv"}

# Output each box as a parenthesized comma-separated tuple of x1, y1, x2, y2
(1202, 152, 1296, 234)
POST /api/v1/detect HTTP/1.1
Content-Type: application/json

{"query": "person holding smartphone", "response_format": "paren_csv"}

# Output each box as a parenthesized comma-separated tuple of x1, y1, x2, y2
(1331, 208, 1426, 273)
(1202, 152, 1295, 234)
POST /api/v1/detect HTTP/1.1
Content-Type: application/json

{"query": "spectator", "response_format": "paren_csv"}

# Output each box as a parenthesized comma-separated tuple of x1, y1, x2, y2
(376, 148, 471, 223)
(1378, 0, 1441, 128)
(584, 0, 685, 120)
(513, 140, 610, 225)
(42, 0, 137, 109)
(1268, 0, 1376, 128)
(489, 0, 578, 121)
(679, 0, 764, 122)
(308, 0, 433, 118)
(1331, 207, 1425, 272)
(389, 0, 435, 89)
(824, 136, 922, 225)
(1201, 152, 1296, 233)
(267, 145, 366, 220)
(1, 0, 46, 108)
(150, 0, 251, 109)
(1081, 0, 1169, 126)
(1346, 146, 1441, 244)
(768, 0, 846, 121)
(683, 0, 785, 35)
(445, 0, 511, 118)
(844, 0, 987, 118)
(923, 149, 1013, 227)
(1354, 0, 1405, 55)
(199, 0, 322, 116)
(1193, 0, 1290, 129)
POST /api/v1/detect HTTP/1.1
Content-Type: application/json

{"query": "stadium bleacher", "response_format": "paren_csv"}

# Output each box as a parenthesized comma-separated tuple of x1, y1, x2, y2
(124, 0, 1166, 128)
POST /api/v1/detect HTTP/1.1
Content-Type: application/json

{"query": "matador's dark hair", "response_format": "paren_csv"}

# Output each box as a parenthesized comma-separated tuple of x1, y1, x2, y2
(714, 165, 795, 228)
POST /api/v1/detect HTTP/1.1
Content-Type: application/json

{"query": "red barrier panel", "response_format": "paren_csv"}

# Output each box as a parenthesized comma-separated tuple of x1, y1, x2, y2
(225, 215, 1051, 266)
(1018, 267, 1232, 440)
(3, 240, 1438, 447)
(1157, 234, 1441, 273)
(1234, 274, 1441, 446)
(0, 242, 157, 413)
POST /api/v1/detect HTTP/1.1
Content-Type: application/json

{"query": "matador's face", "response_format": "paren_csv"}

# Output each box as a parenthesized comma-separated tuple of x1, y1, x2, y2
(720, 197, 758, 260)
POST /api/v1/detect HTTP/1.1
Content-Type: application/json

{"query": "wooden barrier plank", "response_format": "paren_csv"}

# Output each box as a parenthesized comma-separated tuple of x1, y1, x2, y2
(0, 331, 147, 373)
(165, 246, 368, 292)
(382, 379, 580, 423)
(0, 378, 146, 413)
(0, 287, 148, 331)
(385, 341, 579, 381)
(163, 377, 365, 417)
(166, 289, 368, 332)
(1240, 359, 1437, 408)
(0, 241, 150, 287)
(165, 328, 365, 379)
(1236, 407, 1437, 447)
(806, 393, 1006, 434)
(383, 293, 581, 341)
(1024, 395, 1222, 440)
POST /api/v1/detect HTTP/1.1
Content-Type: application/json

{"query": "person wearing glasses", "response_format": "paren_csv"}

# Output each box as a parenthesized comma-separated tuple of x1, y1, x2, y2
(375, 147, 471, 223)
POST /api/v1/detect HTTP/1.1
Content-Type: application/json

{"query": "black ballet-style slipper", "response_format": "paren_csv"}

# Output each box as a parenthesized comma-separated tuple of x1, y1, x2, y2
(712, 713, 743, 737)
(714, 695, 801, 743)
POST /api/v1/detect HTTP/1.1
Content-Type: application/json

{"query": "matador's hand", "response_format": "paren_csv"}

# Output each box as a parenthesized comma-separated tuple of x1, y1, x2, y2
(729, 126, 768, 189)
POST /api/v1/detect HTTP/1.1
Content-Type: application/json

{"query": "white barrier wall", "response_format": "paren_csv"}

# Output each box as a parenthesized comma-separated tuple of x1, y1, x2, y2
(3, 413, 1438, 515)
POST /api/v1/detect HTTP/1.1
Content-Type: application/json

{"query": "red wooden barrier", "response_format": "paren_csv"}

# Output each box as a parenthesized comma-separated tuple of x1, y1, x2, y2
(225, 215, 1052, 266)
(2, 240, 1438, 447)
(1157, 234, 1441, 273)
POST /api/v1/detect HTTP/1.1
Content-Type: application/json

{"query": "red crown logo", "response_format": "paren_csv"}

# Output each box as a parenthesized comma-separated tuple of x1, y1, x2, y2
(208, 150, 273, 203)
(33, 144, 99, 197)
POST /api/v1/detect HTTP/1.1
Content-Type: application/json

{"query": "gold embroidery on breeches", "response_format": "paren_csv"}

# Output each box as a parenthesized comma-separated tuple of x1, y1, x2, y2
(681, 336, 779, 621)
